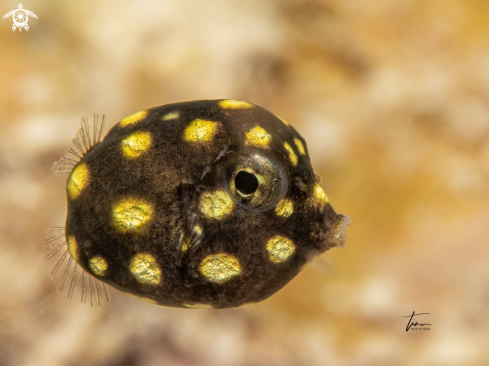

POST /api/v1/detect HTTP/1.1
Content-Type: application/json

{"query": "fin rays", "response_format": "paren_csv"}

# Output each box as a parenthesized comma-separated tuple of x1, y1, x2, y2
(187, 214, 204, 253)
(52, 113, 106, 176)
(178, 180, 204, 256)
(177, 151, 232, 259)
(44, 227, 110, 307)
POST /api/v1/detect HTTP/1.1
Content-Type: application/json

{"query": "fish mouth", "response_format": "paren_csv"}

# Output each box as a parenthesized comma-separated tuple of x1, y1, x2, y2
(330, 214, 350, 249)
(317, 209, 351, 252)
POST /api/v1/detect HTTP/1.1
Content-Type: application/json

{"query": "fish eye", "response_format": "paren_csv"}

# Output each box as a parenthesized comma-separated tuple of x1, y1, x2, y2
(224, 150, 287, 211)
(234, 171, 259, 195)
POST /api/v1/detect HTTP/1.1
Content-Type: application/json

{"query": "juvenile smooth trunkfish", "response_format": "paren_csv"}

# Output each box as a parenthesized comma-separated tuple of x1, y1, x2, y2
(45, 99, 350, 309)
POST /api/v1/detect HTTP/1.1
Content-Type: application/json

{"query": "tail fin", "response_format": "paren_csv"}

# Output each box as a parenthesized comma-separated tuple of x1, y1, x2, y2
(52, 113, 106, 176)
(43, 227, 111, 307)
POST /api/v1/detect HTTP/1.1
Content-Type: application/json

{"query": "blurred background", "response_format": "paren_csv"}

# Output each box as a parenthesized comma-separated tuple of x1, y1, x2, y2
(1, 0, 489, 365)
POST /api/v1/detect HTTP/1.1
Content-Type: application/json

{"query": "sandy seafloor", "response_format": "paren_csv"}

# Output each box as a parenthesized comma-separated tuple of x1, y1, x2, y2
(1, 1, 489, 365)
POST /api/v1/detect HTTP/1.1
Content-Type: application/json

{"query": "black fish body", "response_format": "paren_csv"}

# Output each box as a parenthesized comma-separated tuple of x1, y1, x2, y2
(48, 99, 349, 309)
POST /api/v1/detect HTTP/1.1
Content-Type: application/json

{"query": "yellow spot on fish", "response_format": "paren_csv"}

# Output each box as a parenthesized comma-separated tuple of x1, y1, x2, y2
(162, 111, 179, 121)
(120, 111, 147, 127)
(200, 254, 241, 284)
(284, 142, 298, 166)
(200, 190, 234, 219)
(121, 131, 152, 159)
(184, 119, 218, 142)
(275, 198, 294, 217)
(128, 294, 158, 304)
(218, 100, 253, 109)
(67, 162, 89, 200)
(112, 198, 153, 232)
(129, 253, 161, 285)
(314, 184, 329, 205)
(183, 303, 213, 309)
(89, 256, 108, 277)
(66, 235, 78, 261)
(294, 138, 306, 155)
(266, 236, 295, 263)
(245, 126, 271, 147)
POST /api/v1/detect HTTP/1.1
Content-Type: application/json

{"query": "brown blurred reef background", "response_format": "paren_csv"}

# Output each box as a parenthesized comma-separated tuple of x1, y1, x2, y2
(1, 0, 489, 365)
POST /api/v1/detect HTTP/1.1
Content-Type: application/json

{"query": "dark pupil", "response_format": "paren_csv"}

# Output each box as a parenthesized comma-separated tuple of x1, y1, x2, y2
(235, 171, 259, 195)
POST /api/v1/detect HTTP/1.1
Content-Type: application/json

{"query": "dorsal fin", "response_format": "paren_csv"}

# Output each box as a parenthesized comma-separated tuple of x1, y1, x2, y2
(52, 113, 106, 176)
(43, 227, 111, 307)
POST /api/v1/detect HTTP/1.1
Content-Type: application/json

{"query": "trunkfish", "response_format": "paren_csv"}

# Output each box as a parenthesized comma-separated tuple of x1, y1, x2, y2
(45, 99, 349, 309)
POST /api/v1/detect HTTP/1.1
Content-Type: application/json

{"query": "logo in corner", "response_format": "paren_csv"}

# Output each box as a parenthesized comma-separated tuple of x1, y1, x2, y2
(401, 311, 431, 332)
(3, 3, 37, 32)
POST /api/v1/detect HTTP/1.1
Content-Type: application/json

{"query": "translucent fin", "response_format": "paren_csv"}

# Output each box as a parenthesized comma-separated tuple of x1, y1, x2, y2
(177, 181, 205, 258)
(185, 211, 205, 254)
(52, 113, 106, 176)
(178, 149, 233, 255)
(43, 227, 111, 307)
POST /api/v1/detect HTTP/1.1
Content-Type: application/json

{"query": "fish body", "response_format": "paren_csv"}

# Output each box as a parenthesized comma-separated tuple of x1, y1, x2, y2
(47, 99, 349, 308)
